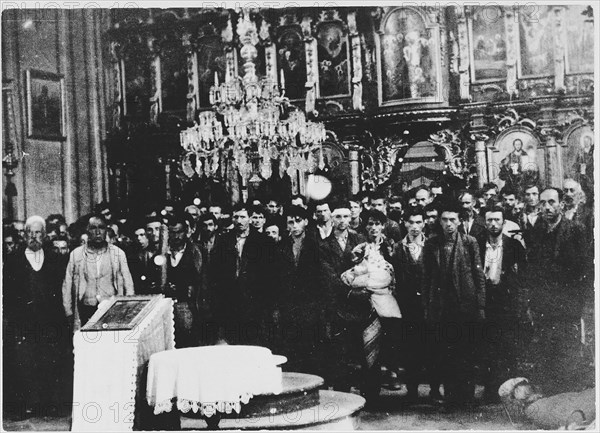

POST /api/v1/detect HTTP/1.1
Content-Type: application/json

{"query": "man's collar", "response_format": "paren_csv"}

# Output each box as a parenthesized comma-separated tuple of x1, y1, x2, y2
(546, 215, 563, 233)
(236, 229, 250, 239)
(334, 229, 348, 239)
(169, 243, 187, 255)
(486, 235, 503, 248)
(402, 233, 425, 247)
(291, 232, 306, 242)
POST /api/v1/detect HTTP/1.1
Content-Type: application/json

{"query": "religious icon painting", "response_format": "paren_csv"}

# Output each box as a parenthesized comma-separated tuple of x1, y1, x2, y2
(316, 21, 351, 98)
(277, 27, 307, 101)
(564, 5, 594, 74)
(197, 34, 226, 108)
(376, 7, 441, 106)
(25, 69, 66, 141)
(468, 6, 508, 82)
(518, 5, 555, 78)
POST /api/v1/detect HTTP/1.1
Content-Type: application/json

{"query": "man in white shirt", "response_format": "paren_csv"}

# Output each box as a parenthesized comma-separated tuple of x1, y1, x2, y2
(477, 205, 528, 403)
(62, 216, 134, 329)
(314, 202, 333, 240)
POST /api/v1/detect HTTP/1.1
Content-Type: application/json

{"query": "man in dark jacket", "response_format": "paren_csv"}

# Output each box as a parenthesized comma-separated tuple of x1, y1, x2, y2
(392, 207, 428, 402)
(476, 205, 528, 402)
(458, 190, 486, 238)
(211, 203, 277, 347)
(524, 187, 591, 394)
(3, 216, 68, 419)
(278, 205, 322, 374)
(423, 199, 486, 407)
(320, 202, 367, 392)
(164, 214, 204, 348)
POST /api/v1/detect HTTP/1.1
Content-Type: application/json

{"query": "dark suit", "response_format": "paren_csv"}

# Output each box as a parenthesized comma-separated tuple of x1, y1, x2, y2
(166, 241, 203, 347)
(278, 234, 323, 373)
(211, 230, 277, 346)
(476, 234, 527, 399)
(3, 250, 69, 416)
(319, 230, 367, 390)
(458, 214, 486, 239)
(423, 232, 486, 404)
(392, 235, 426, 394)
(524, 217, 591, 394)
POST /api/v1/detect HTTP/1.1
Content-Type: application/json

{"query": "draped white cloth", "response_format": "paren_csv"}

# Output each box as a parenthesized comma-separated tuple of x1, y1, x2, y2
(71, 297, 175, 431)
(146, 345, 282, 417)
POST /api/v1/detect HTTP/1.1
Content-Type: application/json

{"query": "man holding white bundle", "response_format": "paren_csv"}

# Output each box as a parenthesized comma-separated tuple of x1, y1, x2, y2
(340, 209, 401, 403)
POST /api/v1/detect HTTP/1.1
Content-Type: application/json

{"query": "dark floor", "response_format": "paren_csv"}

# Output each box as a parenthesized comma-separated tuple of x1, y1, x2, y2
(2, 384, 532, 431)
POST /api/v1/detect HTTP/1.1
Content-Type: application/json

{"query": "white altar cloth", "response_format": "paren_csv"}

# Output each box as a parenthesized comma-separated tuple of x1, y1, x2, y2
(146, 345, 282, 417)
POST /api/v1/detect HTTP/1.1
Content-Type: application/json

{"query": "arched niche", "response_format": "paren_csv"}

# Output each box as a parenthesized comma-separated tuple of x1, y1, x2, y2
(375, 7, 442, 106)
(488, 126, 543, 191)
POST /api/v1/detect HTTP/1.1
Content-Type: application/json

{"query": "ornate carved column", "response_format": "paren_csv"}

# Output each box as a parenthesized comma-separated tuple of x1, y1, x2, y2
(552, 6, 566, 92)
(301, 16, 318, 114)
(348, 144, 361, 195)
(109, 41, 123, 130)
(471, 133, 489, 188)
(147, 33, 161, 125)
(258, 17, 277, 84)
(504, 6, 518, 96)
(456, 6, 471, 101)
(348, 11, 363, 111)
(183, 32, 199, 123)
(540, 127, 562, 187)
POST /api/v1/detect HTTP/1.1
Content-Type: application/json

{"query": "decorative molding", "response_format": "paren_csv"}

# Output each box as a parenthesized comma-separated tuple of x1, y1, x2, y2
(429, 129, 476, 180)
(359, 132, 407, 190)
(565, 74, 594, 95)
(491, 108, 536, 134)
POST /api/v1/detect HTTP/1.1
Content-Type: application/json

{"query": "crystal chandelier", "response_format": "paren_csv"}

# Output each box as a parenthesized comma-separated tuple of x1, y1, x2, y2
(180, 9, 326, 191)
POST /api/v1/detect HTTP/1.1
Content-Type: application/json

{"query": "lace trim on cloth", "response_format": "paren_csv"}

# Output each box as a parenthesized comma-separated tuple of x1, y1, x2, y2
(153, 393, 254, 417)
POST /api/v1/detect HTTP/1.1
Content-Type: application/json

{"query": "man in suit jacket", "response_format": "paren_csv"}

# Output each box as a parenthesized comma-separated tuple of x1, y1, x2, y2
(162, 214, 204, 347)
(519, 183, 544, 248)
(523, 187, 591, 395)
(320, 202, 367, 392)
(211, 203, 277, 347)
(423, 199, 486, 407)
(476, 205, 528, 402)
(278, 205, 323, 374)
(392, 207, 429, 401)
(458, 190, 486, 238)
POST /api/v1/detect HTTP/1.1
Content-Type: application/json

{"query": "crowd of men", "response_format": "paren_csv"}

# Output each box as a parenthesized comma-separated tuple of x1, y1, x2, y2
(2, 176, 595, 418)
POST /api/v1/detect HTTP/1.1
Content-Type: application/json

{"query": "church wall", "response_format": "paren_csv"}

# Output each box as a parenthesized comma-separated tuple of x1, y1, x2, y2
(2, 8, 111, 223)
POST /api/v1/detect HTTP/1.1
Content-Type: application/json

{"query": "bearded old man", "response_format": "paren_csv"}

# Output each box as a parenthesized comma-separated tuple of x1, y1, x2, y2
(3, 216, 67, 418)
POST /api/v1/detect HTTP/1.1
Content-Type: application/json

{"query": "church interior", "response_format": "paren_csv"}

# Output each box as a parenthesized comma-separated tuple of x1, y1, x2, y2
(2, 4, 597, 431)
